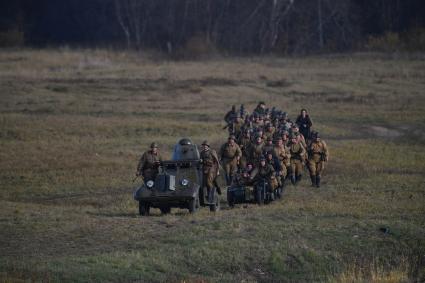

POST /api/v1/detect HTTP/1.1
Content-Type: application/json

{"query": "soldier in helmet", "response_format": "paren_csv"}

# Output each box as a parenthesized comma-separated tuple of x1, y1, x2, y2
(289, 134, 305, 185)
(224, 105, 238, 135)
(136, 142, 163, 182)
(307, 132, 329, 187)
(251, 156, 278, 191)
(219, 135, 242, 185)
(273, 137, 291, 188)
(263, 136, 274, 154)
(200, 141, 220, 203)
(253, 101, 266, 116)
(250, 134, 264, 165)
(238, 130, 253, 169)
(291, 124, 307, 149)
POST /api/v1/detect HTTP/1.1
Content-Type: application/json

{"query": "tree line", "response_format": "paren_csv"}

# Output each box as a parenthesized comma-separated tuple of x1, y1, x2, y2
(1, 0, 424, 55)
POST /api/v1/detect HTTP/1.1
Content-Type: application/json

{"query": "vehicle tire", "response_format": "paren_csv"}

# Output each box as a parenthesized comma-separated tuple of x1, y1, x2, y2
(210, 195, 220, 212)
(160, 206, 171, 214)
(256, 187, 264, 205)
(188, 198, 197, 213)
(227, 190, 235, 208)
(139, 201, 150, 216)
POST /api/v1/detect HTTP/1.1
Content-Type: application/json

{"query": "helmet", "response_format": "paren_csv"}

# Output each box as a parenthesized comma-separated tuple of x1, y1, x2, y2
(150, 142, 158, 148)
(202, 140, 210, 147)
(179, 138, 192, 146)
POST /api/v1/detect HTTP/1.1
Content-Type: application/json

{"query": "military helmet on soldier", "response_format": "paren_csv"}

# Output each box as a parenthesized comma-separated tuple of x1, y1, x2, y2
(202, 140, 210, 147)
(150, 142, 158, 148)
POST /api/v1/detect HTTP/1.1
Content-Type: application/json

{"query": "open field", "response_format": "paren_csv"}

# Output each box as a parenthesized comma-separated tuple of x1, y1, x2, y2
(0, 49, 424, 282)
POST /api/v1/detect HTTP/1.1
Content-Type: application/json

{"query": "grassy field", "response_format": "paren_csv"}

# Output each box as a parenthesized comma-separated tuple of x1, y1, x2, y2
(0, 49, 424, 282)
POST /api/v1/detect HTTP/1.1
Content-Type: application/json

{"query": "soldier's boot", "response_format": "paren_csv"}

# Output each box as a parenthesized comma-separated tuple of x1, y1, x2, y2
(310, 175, 316, 187)
(213, 179, 222, 195)
(207, 187, 216, 204)
(316, 175, 321, 188)
(291, 175, 296, 185)
(296, 175, 302, 183)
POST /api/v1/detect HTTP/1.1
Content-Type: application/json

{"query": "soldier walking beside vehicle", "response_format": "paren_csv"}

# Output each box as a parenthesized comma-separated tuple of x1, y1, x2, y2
(307, 132, 329, 187)
(136, 142, 162, 182)
(200, 141, 220, 204)
(219, 135, 242, 185)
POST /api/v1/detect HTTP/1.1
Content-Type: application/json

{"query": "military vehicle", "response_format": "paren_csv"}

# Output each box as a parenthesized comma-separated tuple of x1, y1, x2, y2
(227, 178, 282, 207)
(133, 138, 220, 215)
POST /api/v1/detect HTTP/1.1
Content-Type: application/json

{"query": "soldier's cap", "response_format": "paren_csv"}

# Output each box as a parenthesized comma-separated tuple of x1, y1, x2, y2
(291, 123, 299, 128)
(150, 142, 158, 148)
(282, 130, 289, 136)
(266, 136, 273, 142)
(259, 155, 266, 161)
(315, 133, 321, 138)
(266, 151, 274, 156)
(259, 101, 265, 105)
(201, 140, 210, 147)
(228, 135, 236, 141)
(274, 136, 283, 142)
(290, 134, 298, 139)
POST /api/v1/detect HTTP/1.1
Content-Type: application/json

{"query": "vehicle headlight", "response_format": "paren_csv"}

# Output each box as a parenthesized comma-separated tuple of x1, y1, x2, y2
(181, 179, 189, 186)
(146, 180, 154, 188)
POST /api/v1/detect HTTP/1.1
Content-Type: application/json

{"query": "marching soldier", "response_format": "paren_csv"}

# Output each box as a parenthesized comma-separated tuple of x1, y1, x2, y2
(200, 141, 220, 203)
(289, 134, 305, 185)
(136, 142, 162, 182)
(250, 135, 264, 165)
(273, 137, 291, 187)
(238, 130, 253, 169)
(263, 136, 275, 155)
(219, 135, 242, 185)
(307, 132, 329, 187)
(251, 156, 278, 191)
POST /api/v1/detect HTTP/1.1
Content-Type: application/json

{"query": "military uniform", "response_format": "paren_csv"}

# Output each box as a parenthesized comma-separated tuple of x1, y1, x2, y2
(238, 135, 252, 169)
(136, 148, 162, 182)
(308, 138, 328, 187)
(250, 141, 264, 165)
(289, 141, 305, 184)
(263, 139, 275, 156)
(200, 144, 220, 198)
(219, 139, 242, 185)
(252, 163, 278, 190)
(273, 144, 291, 182)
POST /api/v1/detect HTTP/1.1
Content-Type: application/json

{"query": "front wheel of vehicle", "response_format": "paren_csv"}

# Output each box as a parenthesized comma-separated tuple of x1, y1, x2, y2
(227, 190, 235, 208)
(160, 206, 171, 214)
(139, 201, 150, 216)
(188, 198, 198, 213)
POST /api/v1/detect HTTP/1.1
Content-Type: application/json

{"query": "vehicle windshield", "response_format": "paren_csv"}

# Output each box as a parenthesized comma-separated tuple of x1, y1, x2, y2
(160, 161, 201, 185)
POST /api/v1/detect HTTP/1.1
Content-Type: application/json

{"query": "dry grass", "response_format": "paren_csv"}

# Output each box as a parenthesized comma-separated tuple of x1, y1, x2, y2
(0, 48, 424, 282)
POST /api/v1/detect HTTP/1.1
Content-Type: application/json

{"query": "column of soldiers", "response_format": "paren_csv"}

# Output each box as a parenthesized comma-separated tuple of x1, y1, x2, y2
(135, 102, 329, 197)
(222, 102, 329, 189)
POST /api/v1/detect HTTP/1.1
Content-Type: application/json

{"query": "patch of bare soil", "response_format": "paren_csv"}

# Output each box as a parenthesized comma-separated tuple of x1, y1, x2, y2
(368, 126, 403, 138)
